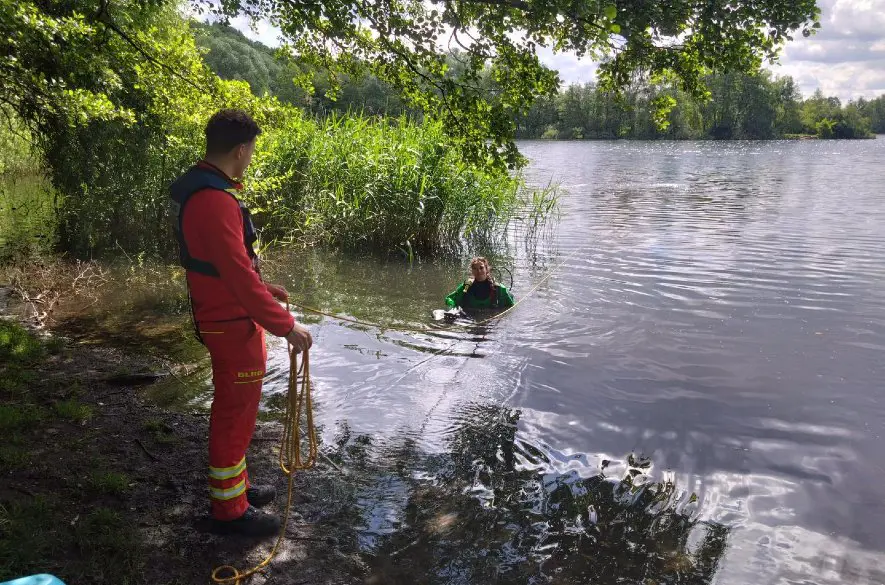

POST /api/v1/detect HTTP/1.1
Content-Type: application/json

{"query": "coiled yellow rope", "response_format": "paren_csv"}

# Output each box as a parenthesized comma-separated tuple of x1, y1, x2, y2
(211, 345, 317, 584)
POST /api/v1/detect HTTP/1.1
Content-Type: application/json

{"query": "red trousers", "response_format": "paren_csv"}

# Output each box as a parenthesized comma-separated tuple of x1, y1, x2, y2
(200, 318, 267, 521)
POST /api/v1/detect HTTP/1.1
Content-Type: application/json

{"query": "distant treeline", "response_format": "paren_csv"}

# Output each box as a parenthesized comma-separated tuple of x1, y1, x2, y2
(195, 22, 883, 141)
(515, 77, 883, 140)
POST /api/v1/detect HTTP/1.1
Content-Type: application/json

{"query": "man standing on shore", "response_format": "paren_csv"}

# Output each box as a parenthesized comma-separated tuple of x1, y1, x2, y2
(169, 109, 312, 537)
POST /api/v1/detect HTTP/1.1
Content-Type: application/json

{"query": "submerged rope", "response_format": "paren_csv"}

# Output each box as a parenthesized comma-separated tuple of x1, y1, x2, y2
(289, 303, 434, 334)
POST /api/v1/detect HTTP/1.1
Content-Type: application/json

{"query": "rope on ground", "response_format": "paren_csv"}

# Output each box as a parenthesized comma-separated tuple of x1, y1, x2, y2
(211, 337, 317, 584)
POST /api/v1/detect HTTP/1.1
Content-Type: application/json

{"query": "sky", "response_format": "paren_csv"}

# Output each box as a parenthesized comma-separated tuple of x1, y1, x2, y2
(231, 0, 885, 102)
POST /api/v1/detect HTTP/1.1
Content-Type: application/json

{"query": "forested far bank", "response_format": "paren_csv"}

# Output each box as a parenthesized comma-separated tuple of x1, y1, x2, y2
(0, 1, 863, 263)
(515, 78, 882, 140)
(193, 23, 882, 142)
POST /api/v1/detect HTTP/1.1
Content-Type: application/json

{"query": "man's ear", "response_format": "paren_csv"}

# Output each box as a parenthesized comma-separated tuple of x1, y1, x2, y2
(233, 143, 245, 160)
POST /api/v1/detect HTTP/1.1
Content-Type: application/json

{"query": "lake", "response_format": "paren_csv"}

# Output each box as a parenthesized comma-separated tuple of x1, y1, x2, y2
(253, 138, 885, 584)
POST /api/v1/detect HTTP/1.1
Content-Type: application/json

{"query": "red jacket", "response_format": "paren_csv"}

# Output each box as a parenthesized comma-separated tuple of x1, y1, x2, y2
(181, 163, 294, 338)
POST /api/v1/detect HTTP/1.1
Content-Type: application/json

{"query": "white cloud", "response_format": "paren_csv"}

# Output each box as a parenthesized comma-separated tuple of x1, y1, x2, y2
(769, 0, 885, 100)
(535, 47, 598, 86)
(229, 15, 283, 47)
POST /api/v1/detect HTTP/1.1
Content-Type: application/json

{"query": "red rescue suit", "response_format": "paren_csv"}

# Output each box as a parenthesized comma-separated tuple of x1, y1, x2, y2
(172, 162, 294, 520)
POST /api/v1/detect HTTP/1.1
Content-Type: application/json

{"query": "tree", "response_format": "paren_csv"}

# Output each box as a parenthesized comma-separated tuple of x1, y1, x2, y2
(0, 1, 221, 138)
(801, 89, 840, 132)
(736, 72, 778, 139)
(515, 93, 557, 138)
(832, 102, 872, 139)
(504, 72, 877, 142)
(2, 0, 821, 169)
(558, 84, 590, 138)
(773, 76, 803, 135)
(858, 95, 885, 134)
(226, 0, 819, 165)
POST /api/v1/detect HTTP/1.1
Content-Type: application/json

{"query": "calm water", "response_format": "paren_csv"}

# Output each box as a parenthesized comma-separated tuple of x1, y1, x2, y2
(258, 139, 885, 584)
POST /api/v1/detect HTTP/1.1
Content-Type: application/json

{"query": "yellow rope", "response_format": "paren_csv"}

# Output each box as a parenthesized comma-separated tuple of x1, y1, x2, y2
(290, 303, 433, 334)
(210, 343, 317, 584)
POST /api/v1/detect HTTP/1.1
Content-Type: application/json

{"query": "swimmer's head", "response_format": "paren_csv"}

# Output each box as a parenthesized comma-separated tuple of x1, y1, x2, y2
(470, 257, 491, 283)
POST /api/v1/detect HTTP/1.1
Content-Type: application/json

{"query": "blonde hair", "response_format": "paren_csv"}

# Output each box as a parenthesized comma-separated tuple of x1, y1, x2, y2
(468, 256, 495, 285)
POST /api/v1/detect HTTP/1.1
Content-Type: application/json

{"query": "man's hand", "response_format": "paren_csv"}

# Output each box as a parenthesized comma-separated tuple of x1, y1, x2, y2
(266, 283, 289, 303)
(285, 323, 313, 353)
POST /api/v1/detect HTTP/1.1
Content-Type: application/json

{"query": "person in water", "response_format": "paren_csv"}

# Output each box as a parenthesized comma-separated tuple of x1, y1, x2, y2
(445, 257, 515, 310)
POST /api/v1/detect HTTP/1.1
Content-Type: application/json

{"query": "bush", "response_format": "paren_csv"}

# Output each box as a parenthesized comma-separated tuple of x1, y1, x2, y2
(250, 113, 520, 255)
(15, 8, 539, 261)
(49, 96, 525, 259)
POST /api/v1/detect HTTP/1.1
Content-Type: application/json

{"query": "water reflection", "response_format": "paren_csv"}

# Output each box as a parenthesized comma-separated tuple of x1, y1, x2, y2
(331, 401, 730, 584)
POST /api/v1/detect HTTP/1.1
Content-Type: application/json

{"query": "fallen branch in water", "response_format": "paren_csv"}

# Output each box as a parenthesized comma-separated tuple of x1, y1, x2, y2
(8, 260, 109, 328)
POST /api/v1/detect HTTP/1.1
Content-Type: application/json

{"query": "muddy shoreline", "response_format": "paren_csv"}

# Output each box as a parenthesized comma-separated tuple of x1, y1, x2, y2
(0, 284, 367, 585)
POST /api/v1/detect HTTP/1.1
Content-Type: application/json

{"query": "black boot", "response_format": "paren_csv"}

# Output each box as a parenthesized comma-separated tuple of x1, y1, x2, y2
(209, 506, 281, 538)
(246, 485, 276, 508)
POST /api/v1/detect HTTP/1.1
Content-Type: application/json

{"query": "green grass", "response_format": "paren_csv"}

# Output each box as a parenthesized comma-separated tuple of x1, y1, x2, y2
(142, 418, 167, 434)
(0, 320, 45, 364)
(259, 392, 288, 422)
(72, 507, 142, 582)
(0, 496, 59, 580)
(0, 438, 32, 469)
(54, 399, 93, 423)
(0, 368, 37, 395)
(0, 403, 46, 432)
(7, 103, 553, 262)
(143, 418, 177, 444)
(0, 497, 142, 584)
(0, 321, 47, 396)
(88, 471, 131, 496)
(44, 336, 65, 355)
(0, 325, 48, 469)
(0, 315, 142, 584)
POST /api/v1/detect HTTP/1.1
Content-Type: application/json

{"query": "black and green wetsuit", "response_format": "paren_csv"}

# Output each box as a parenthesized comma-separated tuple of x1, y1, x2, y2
(445, 279, 515, 309)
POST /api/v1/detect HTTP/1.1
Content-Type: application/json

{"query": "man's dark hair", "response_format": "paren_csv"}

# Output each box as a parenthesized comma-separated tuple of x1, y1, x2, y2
(205, 109, 262, 155)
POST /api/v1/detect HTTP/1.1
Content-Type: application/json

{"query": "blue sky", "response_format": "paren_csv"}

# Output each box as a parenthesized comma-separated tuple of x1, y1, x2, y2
(231, 0, 885, 102)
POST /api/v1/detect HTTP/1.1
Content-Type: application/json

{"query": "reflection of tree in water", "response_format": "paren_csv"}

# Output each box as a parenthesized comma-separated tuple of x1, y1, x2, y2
(361, 401, 729, 584)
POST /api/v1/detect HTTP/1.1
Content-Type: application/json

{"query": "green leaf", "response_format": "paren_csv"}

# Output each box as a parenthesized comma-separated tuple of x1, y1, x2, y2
(604, 5, 617, 20)
(610, 23, 621, 34)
